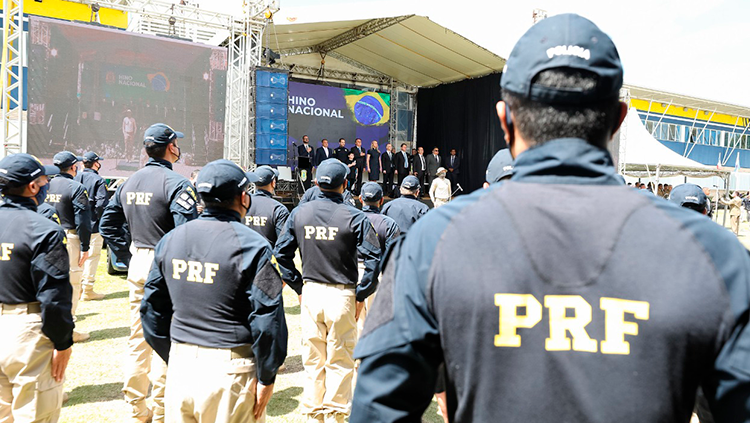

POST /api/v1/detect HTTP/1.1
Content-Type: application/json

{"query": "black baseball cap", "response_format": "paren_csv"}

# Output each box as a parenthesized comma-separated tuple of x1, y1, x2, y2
(248, 165, 279, 186)
(501, 13, 623, 104)
(669, 184, 708, 210)
(83, 151, 104, 163)
(401, 175, 421, 190)
(53, 151, 84, 168)
(486, 149, 515, 183)
(361, 182, 383, 202)
(316, 159, 348, 188)
(195, 159, 250, 202)
(144, 123, 184, 145)
(0, 153, 60, 186)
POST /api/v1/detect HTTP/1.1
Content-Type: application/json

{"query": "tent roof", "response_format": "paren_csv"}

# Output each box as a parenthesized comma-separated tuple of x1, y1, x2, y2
(620, 108, 727, 177)
(265, 15, 506, 88)
(625, 85, 750, 120)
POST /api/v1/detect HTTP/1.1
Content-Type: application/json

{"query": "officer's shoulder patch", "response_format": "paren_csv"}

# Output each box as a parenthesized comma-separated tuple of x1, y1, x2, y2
(44, 231, 69, 273)
(254, 258, 283, 299)
(175, 188, 197, 212)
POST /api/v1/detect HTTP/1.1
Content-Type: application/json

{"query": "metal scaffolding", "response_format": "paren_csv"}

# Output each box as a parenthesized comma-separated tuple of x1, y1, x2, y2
(2, 0, 24, 157)
(2, 0, 271, 168)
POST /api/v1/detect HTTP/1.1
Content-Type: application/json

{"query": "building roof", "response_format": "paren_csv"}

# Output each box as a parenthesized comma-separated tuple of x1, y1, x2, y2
(265, 15, 506, 88)
(625, 84, 750, 120)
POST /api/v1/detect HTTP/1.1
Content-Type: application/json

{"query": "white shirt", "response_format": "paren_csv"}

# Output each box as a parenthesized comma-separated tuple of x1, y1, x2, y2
(429, 177, 451, 201)
(122, 117, 136, 134)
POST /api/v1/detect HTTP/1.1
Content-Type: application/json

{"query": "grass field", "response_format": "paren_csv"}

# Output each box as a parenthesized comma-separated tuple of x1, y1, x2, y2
(60, 253, 443, 422)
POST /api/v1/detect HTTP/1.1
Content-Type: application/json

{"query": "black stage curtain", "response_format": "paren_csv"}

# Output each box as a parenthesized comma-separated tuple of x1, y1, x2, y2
(416, 73, 507, 194)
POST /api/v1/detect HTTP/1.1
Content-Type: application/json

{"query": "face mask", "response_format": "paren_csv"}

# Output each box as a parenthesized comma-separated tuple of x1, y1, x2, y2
(172, 145, 182, 163)
(34, 181, 49, 206)
(439, 174, 445, 179)
(240, 192, 251, 217)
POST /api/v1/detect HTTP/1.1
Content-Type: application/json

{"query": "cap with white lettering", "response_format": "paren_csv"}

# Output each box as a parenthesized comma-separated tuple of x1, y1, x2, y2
(500, 13, 623, 104)
(316, 158, 349, 189)
(669, 183, 708, 210)
(0, 153, 60, 186)
(195, 159, 251, 202)
(485, 149, 515, 183)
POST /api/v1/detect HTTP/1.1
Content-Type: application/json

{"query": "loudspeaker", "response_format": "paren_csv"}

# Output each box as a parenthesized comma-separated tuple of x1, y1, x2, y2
(255, 68, 289, 165)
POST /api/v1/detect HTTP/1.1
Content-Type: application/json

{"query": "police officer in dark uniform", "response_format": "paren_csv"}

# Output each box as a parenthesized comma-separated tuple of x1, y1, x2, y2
(75, 152, 109, 301)
(352, 14, 750, 422)
(380, 175, 429, 234)
(244, 165, 289, 247)
(356, 182, 400, 333)
(274, 158, 380, 422)
(47, 151, 92, 343)
(0, 154, 73, 421)
(141, 159, 287, 422)
(37, 201, 61, 224)
(299, 179, 357, 207)
(100, 123, 198, 423)
(334, 138, 350, 162)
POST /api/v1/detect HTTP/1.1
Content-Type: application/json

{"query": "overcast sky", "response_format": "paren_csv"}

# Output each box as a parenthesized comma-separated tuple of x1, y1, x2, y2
(206, 0, 749, 108)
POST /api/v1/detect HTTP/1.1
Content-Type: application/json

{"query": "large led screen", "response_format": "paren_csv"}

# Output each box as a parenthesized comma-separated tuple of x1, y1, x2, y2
(27, 17, 227, 177)
(288, 81, 390, 149)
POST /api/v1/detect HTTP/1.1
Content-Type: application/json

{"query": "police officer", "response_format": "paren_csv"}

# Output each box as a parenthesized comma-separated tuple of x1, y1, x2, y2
(100, 123, 198, 423)
(356, 182, 400, 333)
(380, 175, 429, 233)
(244, 165, 289, 247)
(274, 158, 380, 423)
(37, 200, 61, 224)
(141, 159, 287, 423)
(47, 151, 92, 343)
(74, 152, 109, 301)
(352, 14, 750, 421)
(0, 154, 74, 422)
(669, 184, 709, 215)
(299, 179, 357, 207)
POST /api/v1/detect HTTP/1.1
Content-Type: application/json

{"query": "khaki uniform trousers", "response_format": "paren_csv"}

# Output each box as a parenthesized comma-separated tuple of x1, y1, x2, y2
(80, 233, 103, 289)
(301, 282, 357, 423)
(355, 262, 376, 336)
(165, 343, 262, 423)
(123, 246, 167, 422)
(0, 304, 63, 423)
(64, 230, 83, 315)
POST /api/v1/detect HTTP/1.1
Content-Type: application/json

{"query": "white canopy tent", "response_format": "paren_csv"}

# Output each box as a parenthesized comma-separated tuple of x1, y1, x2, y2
(618, 108, 728, 179)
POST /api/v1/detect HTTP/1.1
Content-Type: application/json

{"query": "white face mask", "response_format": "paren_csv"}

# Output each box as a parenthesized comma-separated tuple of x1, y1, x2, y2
(439, 174, 445, 179)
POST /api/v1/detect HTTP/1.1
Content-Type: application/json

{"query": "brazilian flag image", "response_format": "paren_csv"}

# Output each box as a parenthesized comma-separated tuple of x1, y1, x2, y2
(343, 90, 390, 126)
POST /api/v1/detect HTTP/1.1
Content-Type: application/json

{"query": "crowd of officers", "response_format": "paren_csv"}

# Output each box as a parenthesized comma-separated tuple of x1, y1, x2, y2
(2, 12, 750, 423)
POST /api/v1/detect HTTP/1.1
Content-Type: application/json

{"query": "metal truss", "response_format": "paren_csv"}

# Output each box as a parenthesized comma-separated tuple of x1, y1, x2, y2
(2, 0, 270, 168)
(2, 0, 24, 157)
(278, 15, 413, 57)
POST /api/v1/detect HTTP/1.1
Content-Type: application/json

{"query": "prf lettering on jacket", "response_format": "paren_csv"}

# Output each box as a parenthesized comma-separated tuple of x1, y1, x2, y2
(304, 226, 339, 241)
(0, 243, 13, 261)
(494, 294, 650, 355)
(171, 259, 219, 284)
(246, 216, 268, 227)
(125, 192, 154, 206)
(45, 194, 62, 203)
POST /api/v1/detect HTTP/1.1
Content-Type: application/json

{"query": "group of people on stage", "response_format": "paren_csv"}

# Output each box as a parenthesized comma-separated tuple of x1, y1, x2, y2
(296, 135, 461, 204)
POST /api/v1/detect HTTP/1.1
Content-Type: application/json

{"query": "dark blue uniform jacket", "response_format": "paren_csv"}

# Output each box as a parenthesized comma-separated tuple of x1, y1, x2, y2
(46, 173, 91, 251)
(100, 158, 198, 264)
(275, 191, 381, 301)
(0, 195, 74, 350)
(360, 205, 400, 259)
(380, 194, 429, 234)
(352, 138, 750, 423)
(299, 185, 356, 207)
(245, 189, 290, 247)
(141, 208, 288, 385)
(75, 168, 109, 233)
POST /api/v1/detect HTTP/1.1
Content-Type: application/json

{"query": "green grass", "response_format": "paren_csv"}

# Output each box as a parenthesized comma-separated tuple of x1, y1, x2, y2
(60, 252, 443, 422)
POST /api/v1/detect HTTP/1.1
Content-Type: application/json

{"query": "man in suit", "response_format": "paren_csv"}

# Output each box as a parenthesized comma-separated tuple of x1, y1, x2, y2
(335, 138, 350, 162)
(314, 139, 332, 169)
(445, 148, 460, 188)
(394, 143, 411, 192)
(297, 135, 314, 191)
(381, 143, 395, 197)
(426, 147, 442, 188)
(413, 147, 427, 196)
(350, 138, 367, 195)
